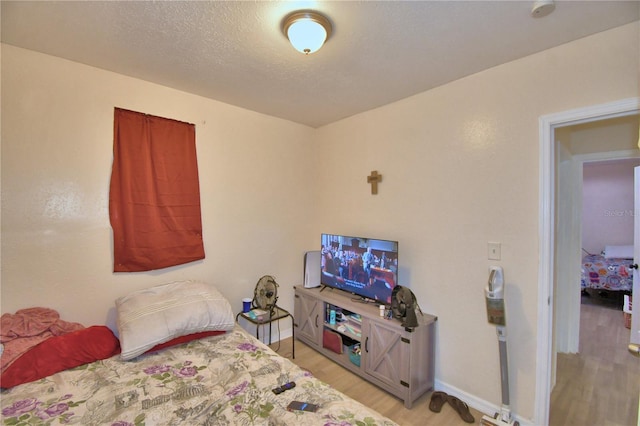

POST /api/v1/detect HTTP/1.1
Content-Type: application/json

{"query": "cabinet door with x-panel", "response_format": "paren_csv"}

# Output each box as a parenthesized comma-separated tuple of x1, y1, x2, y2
(364, 318, 409, 395)
(293, 289, 323, 348)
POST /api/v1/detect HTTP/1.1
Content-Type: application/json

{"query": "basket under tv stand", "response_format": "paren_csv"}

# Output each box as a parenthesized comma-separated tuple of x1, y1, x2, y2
(293, 285, 437, 409)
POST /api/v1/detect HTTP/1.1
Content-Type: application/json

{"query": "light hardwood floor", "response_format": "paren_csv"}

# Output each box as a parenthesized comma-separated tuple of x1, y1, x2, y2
(550, 294, 640, 426)
(270, 338, 483, 426)
(269, 295, 639, 425)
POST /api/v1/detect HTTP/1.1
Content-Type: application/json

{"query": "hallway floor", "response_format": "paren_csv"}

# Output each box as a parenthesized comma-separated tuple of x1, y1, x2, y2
(550, 292, 639, 426)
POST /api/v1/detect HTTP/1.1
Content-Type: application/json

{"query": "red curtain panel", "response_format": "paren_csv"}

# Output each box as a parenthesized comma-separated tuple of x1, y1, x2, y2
(109, 108, 205, 272)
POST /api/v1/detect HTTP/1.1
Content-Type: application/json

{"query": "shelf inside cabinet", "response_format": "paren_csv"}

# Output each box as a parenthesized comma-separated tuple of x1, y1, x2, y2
(324, 321, 362, 342)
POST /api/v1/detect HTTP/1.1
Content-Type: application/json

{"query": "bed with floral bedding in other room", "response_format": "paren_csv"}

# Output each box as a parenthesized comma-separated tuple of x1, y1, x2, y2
(1, 280, 397, 426)
(581, 245, 635, 292)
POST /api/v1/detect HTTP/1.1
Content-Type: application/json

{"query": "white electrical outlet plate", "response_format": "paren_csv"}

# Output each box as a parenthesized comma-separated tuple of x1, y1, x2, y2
(488, 242, 501, 260)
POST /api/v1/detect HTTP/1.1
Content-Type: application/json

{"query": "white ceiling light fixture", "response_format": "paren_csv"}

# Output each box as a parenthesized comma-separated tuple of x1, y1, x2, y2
(531, 0, 556, 18)
(283, 10, 332, 55)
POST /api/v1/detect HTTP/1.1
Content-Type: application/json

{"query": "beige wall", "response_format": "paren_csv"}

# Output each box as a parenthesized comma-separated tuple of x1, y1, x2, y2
(583, 159, 640, 254)
(1, 44, 318, 332)
(314, 22, 639, 421)
(2, 21, 638, 424)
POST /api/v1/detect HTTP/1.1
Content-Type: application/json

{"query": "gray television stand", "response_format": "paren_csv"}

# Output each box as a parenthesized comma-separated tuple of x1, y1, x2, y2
(294, 285, 437, 409)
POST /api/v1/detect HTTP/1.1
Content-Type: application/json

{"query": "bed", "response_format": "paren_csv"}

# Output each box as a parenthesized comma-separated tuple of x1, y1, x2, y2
(581, 245, 635, 292)
(1, 280, 396, 426)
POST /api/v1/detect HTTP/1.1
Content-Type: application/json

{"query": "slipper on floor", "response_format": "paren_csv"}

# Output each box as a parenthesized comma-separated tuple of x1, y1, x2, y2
(428, 391, 448, 413)
(447, 395, 475, 423)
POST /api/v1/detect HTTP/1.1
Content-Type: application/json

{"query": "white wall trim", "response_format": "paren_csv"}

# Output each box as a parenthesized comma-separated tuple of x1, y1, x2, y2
(536, 98, 640, 425)
(554, 146, 582, 355)
(236, 318, 293, 346)
(435, 379, 534, 426)
(575, 149, 640, 164)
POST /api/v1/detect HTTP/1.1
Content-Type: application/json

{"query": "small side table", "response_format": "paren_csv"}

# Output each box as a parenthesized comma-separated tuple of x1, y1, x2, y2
(236, 306, 295, 359)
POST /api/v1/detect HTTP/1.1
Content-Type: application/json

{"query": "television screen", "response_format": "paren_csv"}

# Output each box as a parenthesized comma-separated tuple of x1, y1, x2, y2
(321, 233, 398, 304)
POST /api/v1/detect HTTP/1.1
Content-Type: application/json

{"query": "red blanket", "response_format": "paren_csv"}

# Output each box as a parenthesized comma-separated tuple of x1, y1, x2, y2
(1, 307, 84, 373)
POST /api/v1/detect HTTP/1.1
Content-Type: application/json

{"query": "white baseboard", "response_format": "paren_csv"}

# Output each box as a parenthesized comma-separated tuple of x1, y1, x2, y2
(434, 379, 533, 426)
(237, 317, 293, 346)
(251, 324, 533, 425)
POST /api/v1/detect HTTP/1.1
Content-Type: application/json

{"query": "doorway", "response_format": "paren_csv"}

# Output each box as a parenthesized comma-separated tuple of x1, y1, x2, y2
(552, 141, 640, 425)
(536, 98, 640, 425)
(555, 120, 640, 355)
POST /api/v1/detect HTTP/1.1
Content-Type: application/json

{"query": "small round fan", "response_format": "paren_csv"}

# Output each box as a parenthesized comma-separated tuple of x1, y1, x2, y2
(391, 285, 421, 328)
(253, 275, 279, 312)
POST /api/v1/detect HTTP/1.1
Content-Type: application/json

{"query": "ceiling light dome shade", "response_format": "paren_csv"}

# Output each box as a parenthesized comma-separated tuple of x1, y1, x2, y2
(283, 11, 332, 55)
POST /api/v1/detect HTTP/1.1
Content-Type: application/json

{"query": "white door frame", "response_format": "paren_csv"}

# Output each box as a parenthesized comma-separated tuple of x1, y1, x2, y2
(633, 167, 640, 346)
(536, 97, 640, 424)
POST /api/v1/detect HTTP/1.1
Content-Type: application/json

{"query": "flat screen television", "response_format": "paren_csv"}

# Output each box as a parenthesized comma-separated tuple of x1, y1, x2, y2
(321, 233, 398, 305)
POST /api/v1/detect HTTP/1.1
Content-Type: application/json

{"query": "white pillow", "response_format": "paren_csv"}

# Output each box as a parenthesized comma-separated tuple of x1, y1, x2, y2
(116, 280, 235, 360)
(604, 245, 634, 259)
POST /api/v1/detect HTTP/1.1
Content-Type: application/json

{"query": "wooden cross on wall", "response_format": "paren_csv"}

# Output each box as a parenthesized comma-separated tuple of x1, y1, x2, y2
(367, 170, 382, 194)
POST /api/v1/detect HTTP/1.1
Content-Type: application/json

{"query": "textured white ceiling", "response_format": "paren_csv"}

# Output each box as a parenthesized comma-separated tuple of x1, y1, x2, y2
(2, 1, 639, 128)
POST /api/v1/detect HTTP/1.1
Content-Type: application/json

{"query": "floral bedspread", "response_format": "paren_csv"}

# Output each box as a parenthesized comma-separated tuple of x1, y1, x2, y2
(1, 325, 396, 426)
(581, 254, 633, 292)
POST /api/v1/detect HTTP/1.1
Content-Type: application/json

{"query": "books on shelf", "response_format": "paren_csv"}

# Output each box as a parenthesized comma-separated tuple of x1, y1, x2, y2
(331, 321, 362, 339)
(349, 313, 362, 323)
